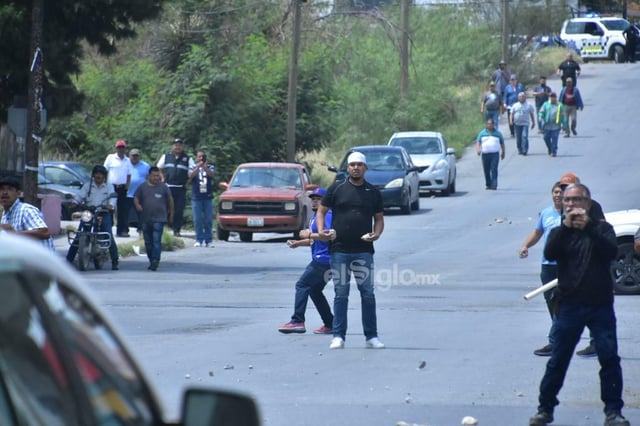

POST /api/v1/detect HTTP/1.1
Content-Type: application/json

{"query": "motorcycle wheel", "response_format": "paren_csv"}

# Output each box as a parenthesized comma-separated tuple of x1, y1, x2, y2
(94, 249, 106, 270)
(78, 234, 92, 271)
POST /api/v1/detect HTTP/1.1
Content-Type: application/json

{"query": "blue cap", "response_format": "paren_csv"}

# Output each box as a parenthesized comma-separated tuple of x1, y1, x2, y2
(309, 187, 326, 198)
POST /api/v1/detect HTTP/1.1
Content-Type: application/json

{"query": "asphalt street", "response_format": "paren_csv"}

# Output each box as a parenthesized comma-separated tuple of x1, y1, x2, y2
(54, 62, 640, 426)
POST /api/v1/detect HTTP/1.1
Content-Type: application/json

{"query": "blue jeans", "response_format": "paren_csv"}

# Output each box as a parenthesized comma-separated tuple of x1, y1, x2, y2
(330, 252, 378, 340)
(291, 260, 334, 327)
(543, 128, 560, 155)
(481, 152, 499, 188)
(537, 303, 624, 416)
(485, 110, 500, 130)
(514, 124, 530, 154)
(66, 211, 118, 265)
(192, 198, 213, 243)
(142, 222, 164, 263)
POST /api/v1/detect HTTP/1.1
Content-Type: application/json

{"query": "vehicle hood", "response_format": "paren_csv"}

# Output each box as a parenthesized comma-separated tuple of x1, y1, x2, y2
(408, 154, 442, 167)
(604, 209, 640, 237)
(220, 187, 301, 201)
(361, 170, 407, 186)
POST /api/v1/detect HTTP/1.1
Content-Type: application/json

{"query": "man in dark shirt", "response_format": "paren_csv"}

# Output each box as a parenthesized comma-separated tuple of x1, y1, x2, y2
(529, 184, 629, 426)
(556, 52, 581, 87)
(316, 151, 385, 350)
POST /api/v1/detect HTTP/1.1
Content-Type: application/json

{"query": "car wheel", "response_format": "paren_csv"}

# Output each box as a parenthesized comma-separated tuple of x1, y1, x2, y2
(449, 175, 456, 194)
(400, 193, 411, 215)
(216, 224, 230, 241)
(411, 196, 420, 211)
(239, 232, 253, 242)
(78, 235, 92, 272)
(611, 241, 640, 295)
(613, 45, 624, 63)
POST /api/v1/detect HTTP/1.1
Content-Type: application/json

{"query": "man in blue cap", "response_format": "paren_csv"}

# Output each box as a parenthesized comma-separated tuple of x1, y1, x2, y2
(278, 187, 334, 335)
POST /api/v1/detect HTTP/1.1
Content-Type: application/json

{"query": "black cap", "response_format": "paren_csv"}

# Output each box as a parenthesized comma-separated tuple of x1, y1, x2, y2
(173, 138, 183, 144)
(0, 176, 21, 190)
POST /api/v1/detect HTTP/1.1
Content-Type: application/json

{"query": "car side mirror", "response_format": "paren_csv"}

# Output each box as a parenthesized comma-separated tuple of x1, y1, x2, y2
(327, 165, 338, 173)
(219, 182, 230, 190)
(70, 180, 83, 188)
(182, 388, 261, 426)
(446, 147, 456, 155)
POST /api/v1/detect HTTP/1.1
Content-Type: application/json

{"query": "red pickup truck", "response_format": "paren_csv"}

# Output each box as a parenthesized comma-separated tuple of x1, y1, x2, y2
(216, 163, 317, 242)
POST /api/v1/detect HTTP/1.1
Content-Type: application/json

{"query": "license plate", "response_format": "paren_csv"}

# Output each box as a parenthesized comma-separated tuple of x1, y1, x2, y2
(247, 217, 264, 227)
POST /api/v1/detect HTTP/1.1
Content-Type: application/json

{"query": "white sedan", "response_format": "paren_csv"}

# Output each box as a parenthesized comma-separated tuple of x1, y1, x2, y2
(606, 209, 640, 294)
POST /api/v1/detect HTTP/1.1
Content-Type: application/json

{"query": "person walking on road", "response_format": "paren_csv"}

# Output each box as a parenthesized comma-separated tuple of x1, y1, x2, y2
(503, 74, 525, 138)
(491, 59, 511, 100)
(533, 76, 553, 132)
(556, 52, 581, 87)
(0, 176, 54, 250)
(622, 23, 639, 63)
(475, 118, 505, 190)
(157, 138, 194, 237)
(126, 148, 150, 234)
(134, 167, 174, 271)
(519, 181, 564, 356)
(104, 140, 132, 237)
(537, 92, 567, 157)
(558, 77, 584, 137)
(278, 187, 334, 335)
(188, 150, 215, 248)
(510, 92, 536, 155)
(529, 183, 630, 426)
(316, 152, 385, 350)
(481, 81, 502, 130)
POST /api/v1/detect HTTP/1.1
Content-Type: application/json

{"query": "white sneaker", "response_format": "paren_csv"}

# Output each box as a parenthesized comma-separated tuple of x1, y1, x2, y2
(329, 337, 344, 349)
(194, 242, 201, 247)
(366, 337, 385, 349)
(205, 242, 214, 248)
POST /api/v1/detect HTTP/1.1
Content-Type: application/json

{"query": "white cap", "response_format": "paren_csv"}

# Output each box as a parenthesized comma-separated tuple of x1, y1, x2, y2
(347, 151, 367, 165)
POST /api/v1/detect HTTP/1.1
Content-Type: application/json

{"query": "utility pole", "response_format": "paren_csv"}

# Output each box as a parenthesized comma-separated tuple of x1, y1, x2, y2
(25, 0, 44, 205)
(501, 0, 509, 64)
(286, 0, 304, 163)
(400, 0, 409, 131)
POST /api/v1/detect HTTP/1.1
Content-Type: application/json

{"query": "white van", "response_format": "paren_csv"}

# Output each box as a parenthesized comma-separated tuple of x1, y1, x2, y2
(560, 17, 630, 62)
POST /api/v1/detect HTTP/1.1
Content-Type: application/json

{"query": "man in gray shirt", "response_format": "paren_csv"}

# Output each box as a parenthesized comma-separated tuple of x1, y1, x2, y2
(134, 166, 174, 271)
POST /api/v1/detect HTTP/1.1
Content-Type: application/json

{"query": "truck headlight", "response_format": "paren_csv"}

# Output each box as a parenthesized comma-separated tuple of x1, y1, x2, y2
(284, 202, 296, 211)
(220, 201, 233, 210)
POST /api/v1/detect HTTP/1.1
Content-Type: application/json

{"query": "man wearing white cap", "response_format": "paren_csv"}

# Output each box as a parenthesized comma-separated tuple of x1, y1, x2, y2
(316, 151, 385, 350)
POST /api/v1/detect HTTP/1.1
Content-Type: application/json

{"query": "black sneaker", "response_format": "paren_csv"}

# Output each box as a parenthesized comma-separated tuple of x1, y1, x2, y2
(533, 344, 552, 357)
(529, 410, 553, 426)
(576, 343, 596, 357)
(605, 412, 630, 426)
(571, 129, 577, 136)
(112, 262, 119, 271)
(149, 261, 159, 271)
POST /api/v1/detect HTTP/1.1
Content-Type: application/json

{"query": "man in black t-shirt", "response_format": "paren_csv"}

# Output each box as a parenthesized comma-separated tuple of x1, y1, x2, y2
(317, 151, 385, 350)
(556, 52, 581, 87)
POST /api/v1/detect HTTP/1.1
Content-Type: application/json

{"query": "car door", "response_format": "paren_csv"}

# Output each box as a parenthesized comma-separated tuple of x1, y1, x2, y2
(578, 20, 607, 58)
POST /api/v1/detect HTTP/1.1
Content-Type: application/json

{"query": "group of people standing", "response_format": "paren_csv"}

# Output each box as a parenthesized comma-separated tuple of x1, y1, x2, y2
(64, 137, 217, 271)
(477, 53, 585, 189)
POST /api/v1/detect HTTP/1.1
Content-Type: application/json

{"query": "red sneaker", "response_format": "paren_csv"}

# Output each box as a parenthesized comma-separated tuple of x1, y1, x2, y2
(278, 322, 305, 334)
(313, 325, 333, 335)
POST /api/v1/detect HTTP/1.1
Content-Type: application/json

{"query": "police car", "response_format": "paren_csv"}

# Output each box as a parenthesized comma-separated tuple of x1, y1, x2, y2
(560, 16, 636, 63)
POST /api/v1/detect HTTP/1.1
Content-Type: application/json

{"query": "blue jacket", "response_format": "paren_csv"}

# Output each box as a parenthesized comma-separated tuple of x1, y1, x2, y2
(558, 86, 584, 109)
(503, 82, 525, 107)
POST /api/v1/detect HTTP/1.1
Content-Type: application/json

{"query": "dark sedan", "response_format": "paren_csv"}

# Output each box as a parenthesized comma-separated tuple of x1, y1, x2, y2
(328, 145, 424, 214)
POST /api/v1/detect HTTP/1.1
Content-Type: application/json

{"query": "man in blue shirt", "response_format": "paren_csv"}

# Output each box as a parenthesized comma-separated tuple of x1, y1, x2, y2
(279, 187, 334, 335)
(502, 74, 525, 137)
(126, 149, 150, 234)
(519, 181, 563, 356)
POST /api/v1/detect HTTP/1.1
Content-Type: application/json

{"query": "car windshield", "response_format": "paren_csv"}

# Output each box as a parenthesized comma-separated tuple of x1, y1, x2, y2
(390, 137, 442, 155)
(343, 150, 404, 171)
(602, 19, 629, 31)
(231, 167, 301, 189)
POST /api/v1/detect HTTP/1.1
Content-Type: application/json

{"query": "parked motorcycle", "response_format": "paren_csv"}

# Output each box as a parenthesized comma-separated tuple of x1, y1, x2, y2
(67, 205, 112, 271)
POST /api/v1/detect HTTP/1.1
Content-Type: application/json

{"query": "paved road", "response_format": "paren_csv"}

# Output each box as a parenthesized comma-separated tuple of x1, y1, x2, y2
(63, 62, 640, 426)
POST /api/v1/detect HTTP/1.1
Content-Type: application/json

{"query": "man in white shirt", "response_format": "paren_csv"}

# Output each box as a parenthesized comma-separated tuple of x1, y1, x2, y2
(510, 92, 536, 155)
(104, 140, 132, 237)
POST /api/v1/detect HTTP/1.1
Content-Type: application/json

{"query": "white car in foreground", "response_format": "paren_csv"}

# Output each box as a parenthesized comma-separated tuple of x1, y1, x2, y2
(606, 209, 640, 294)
